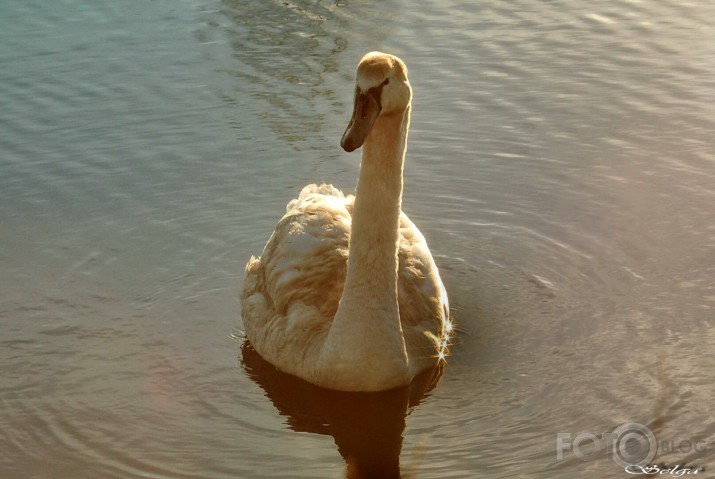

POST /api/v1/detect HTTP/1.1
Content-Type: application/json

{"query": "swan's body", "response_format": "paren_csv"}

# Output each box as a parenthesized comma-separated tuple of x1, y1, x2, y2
(242, 52, 450, 392)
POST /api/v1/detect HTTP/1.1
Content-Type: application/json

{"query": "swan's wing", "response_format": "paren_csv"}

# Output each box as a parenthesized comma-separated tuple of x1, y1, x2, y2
(242, 184, 352, 350)
(242, 185, 448, 371)
(397, 212, 450, 365)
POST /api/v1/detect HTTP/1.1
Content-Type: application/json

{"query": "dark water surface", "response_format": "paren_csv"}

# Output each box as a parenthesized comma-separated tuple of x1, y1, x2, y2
(1, 0, 714, 477)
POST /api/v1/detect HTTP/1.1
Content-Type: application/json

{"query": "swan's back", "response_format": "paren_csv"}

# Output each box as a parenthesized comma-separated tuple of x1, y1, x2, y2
(244, 184, 351, 322)
(242, 184, 448, 380)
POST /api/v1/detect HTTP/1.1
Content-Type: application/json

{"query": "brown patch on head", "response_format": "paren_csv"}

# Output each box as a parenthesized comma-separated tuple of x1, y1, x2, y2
(356, 52, 407, 90)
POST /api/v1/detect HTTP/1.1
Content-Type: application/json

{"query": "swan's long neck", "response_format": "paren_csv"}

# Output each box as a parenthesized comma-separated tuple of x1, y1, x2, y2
(346, 108, 409, 304)
(320, 106, 411, 390)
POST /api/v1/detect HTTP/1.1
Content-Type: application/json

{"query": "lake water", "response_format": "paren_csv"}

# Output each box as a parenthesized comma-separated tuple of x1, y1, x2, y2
(1, 0, 714, 477)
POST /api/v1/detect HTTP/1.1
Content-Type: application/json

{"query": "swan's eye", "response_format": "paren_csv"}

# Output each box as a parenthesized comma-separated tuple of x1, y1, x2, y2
(381, 78, 390, 86)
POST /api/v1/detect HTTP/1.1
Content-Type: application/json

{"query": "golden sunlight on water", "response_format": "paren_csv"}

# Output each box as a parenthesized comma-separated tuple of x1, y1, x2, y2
(1, 0, 713, 477)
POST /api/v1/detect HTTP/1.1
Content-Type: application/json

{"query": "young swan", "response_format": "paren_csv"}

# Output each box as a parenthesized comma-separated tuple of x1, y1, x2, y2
(242, 52, 450, 392)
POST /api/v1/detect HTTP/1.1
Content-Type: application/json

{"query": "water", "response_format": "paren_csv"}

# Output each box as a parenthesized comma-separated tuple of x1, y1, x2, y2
(1, 0, 714, 477)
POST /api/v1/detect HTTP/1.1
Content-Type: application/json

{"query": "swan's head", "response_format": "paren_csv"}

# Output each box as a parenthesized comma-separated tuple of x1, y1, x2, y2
(341, 52, 412, 152)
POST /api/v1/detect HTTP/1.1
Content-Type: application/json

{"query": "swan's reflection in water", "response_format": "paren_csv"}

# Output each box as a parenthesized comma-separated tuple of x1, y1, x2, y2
(241, 343, 443, 479)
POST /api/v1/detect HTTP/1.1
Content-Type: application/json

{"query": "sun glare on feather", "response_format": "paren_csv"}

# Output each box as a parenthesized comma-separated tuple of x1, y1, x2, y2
(426, 319, 454, 363)
(437, 320, 454, 363)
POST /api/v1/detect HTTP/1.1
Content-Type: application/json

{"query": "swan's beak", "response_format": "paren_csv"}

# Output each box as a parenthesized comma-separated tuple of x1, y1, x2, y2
(340, 90, 381, 152)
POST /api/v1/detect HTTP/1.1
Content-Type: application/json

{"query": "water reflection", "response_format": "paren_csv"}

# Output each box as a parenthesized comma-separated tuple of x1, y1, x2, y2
(241, 342, 443, 479)
(211, 0, 406, 153)
(216, 0, 348, 150)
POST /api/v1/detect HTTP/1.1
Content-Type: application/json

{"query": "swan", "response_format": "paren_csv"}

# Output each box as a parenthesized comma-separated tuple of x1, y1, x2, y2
(241, 52, 450, 392)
